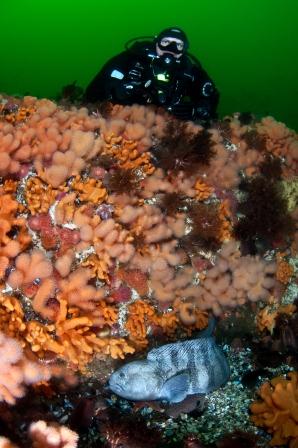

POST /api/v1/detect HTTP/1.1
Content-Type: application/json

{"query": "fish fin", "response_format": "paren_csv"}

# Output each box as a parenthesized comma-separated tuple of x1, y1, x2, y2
(197, 316, 217, 338)
(160, 372, 190, 403)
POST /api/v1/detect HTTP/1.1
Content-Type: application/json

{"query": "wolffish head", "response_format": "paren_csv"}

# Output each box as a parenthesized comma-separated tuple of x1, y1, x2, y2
(109, 360, 162, 401)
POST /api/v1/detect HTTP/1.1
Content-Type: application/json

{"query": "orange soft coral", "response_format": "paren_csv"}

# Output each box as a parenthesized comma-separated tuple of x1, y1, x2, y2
(195, 241, 276, 316)
(32, 278, 56, 320)
(93, 218, 135, 266)
(7, 250, 53, 291)
(29, 420, 79, 448)
(0, 420, 79, 448)
(58, 268, 106, 311)
(0, 331, 51, 404)
(251, 372, 298, 446)
(0, 189, 31, 281)
(173, 299, 209, 330)
(0, 95, 296, 375)
(257, 116, 298, 176)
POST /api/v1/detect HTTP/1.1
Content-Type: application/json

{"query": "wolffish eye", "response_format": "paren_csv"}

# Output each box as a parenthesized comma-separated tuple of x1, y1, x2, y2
(119, 372, 125, 378)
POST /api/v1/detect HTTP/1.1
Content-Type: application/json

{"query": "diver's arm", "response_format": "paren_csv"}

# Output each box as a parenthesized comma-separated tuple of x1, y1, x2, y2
(190, 65, 219, 121)
(84, 58, 116, 103)
(84, 52, 150, 104)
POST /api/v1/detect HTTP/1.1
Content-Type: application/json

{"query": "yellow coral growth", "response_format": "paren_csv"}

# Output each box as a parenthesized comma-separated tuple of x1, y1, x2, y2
(81, 253, 110, 281)
(25, 176, 60, 214)
(79, 299, 118, 327)
(55, 192, 76, 224)
(71, 175, 107, 204)
(125, 300, 208, 348)
(0, 190, 31, 280)
(251, 372, 298, 446)
(24, 307, 131, 371)
(153, 311, 179, 337)
(0, 293, 126, 372)
(0, 192, 19, 244)
(257, 302, 296, 333)
(104, 135, 154, 174)
(0, 295, 27, 341)
(89, 336, 135, 360)
(276, 258, 294, 284)
(0, 104, 36, 124)
(218, 200, 233, 242)
(257, 306, 278, 334)
(3, 179, 18, 194)
(98, 302, 118, 327)
(125, 300, 155, 349)
(0, 294, 62, 357)
(24, 321, 61, 356)
(194, 178, 214, 200)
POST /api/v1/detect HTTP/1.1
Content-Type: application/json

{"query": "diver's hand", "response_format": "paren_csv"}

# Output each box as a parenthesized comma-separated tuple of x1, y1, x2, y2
(117, 81, 153, 104)
(195, 106, 211, 120)
(167, 103, 195, 120)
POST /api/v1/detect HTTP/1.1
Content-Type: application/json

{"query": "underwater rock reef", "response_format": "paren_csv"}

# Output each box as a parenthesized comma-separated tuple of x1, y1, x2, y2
(0, 94, 297, 447)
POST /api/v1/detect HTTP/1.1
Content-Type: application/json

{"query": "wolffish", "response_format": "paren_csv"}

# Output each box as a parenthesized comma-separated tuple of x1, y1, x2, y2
(109, 333, 229, 403)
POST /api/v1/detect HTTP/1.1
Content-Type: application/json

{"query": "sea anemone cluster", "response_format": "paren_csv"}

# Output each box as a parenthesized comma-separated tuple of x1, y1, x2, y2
(0, 94, 297, 446)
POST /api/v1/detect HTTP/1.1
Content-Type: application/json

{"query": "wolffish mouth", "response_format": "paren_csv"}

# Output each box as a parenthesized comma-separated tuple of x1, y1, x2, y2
(109, 382, 125, 394)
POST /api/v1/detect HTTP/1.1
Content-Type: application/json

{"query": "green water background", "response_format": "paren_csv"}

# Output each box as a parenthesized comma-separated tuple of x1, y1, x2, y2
(1, 0, 297, 130)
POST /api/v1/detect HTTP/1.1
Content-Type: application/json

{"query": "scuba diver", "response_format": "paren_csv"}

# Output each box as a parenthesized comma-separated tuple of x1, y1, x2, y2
(84, 27, 219, 122)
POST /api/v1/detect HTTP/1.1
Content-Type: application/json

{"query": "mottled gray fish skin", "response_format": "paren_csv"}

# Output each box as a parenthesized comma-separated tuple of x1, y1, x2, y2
(148, 337, 229, 394)
(109, 335, 229, 403)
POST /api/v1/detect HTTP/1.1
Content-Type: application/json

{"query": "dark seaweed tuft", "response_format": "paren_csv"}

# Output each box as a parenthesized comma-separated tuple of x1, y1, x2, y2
(131, 232, 147, 252)
(216, 430, 259, 448)
(91, 154, 118, 169)
(214, 119, 232, 144)
(234, 176, 295, 253)
(96, 100, 114, 118)
(180, 202, 222, 253)
(242, 129, 267, 152)
(57, 81, 84, 103)
(259, 154, 282, 180)
(274, 311, 298, 353)
(83, 100, 114, 118)
(152, 119, 215, 175)
(105, 168, 139, 194)
(238, 112, 255, 125)
(158, 192, 186, 216)
(252, 302, 298, 370)
(98, 408, 162, 448)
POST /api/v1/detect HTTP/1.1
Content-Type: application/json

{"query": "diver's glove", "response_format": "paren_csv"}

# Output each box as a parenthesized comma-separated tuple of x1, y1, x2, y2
(117, 74, 153, 103)
(195, 106, 212, 120)
(167, 103, 195, 121)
